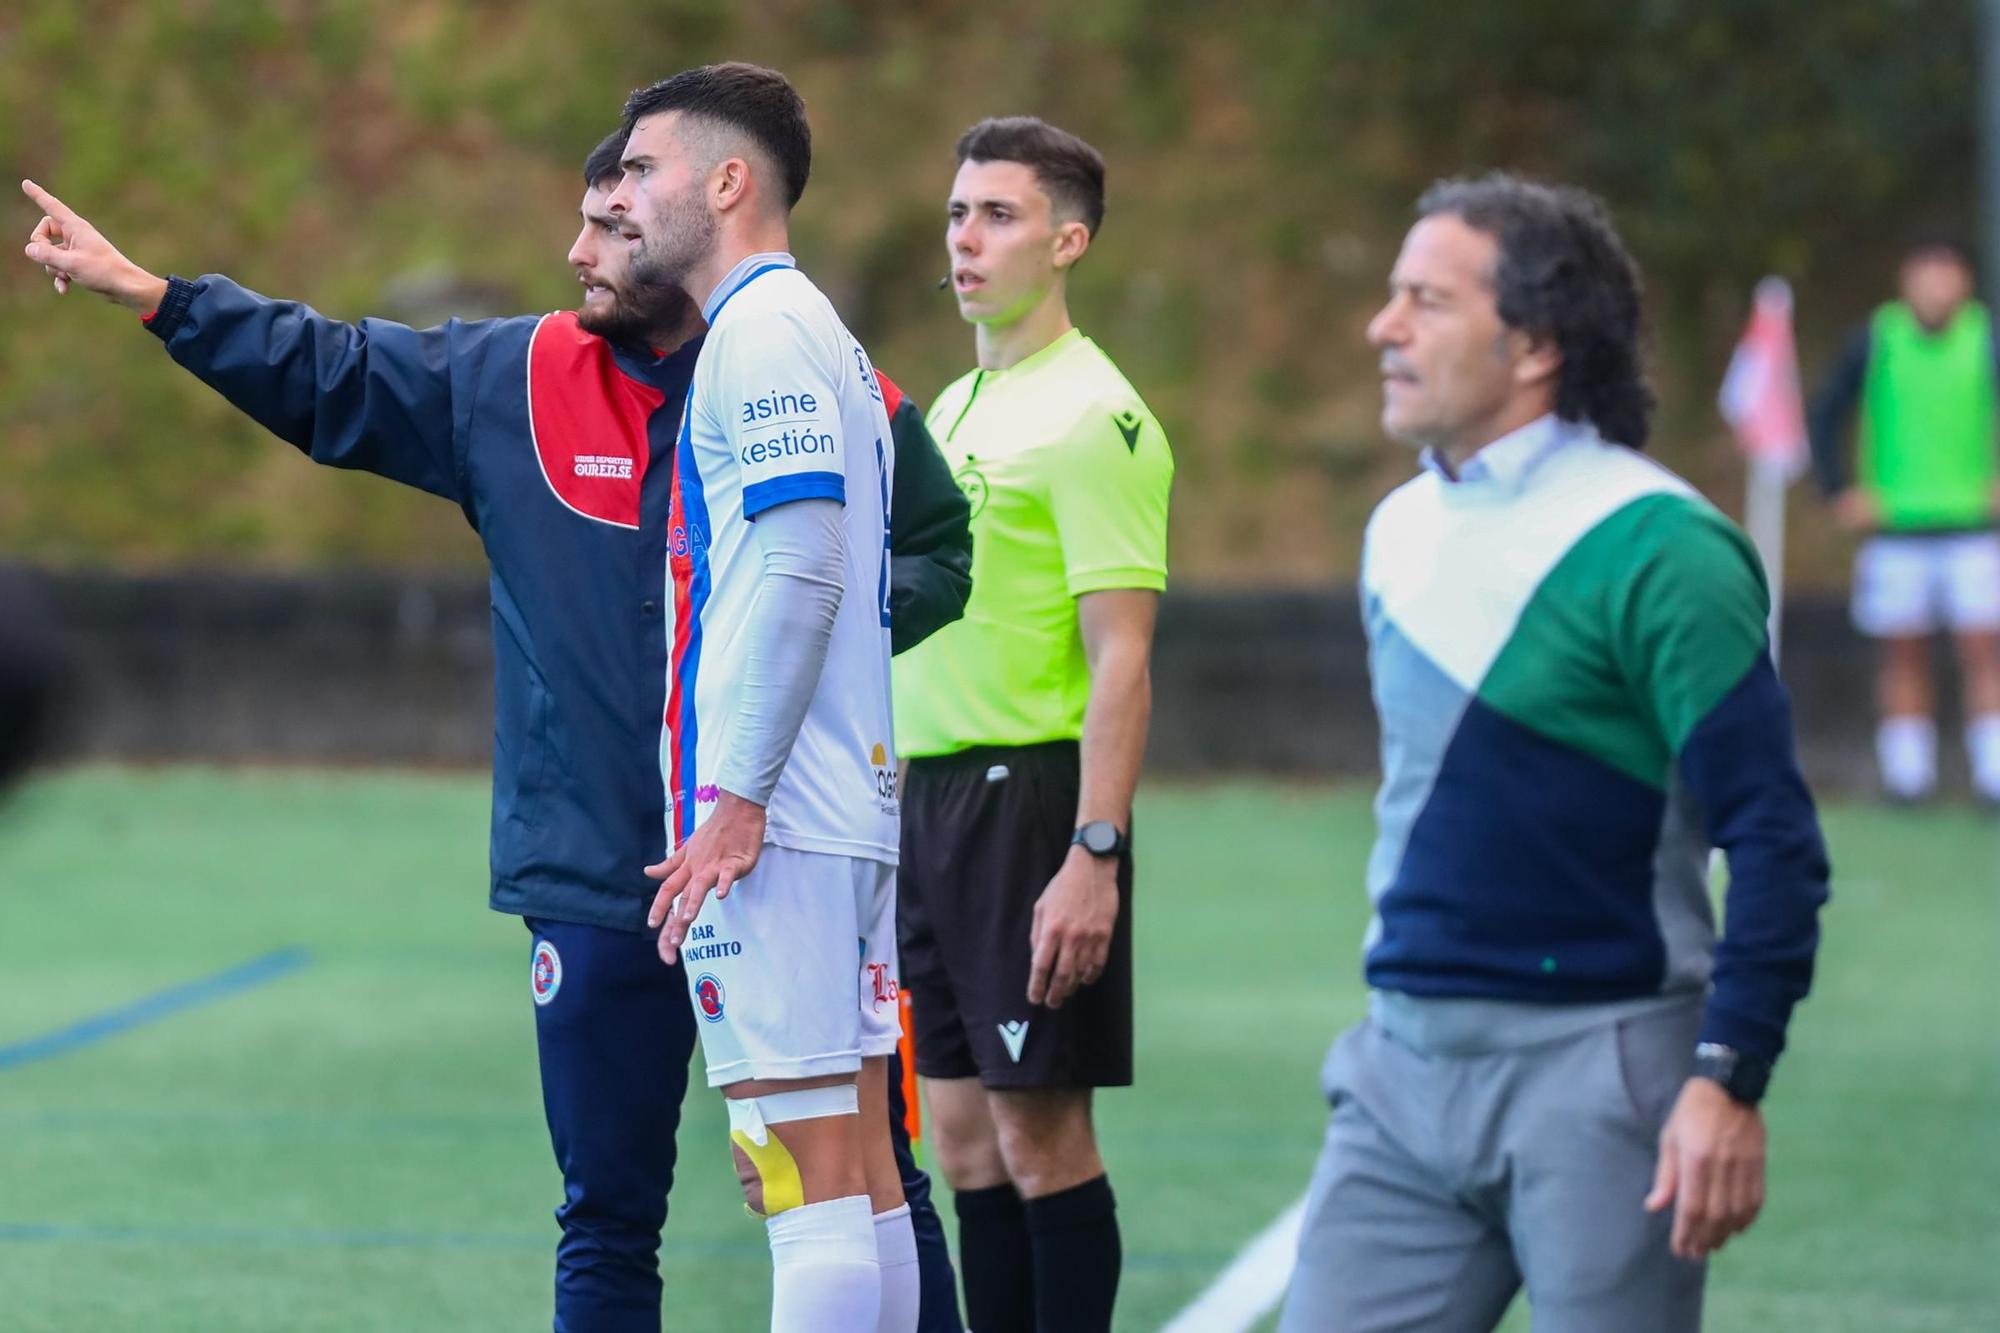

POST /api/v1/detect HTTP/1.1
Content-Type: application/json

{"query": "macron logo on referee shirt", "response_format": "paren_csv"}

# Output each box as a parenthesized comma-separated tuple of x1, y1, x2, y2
(1113, 410, 1143, 452)
(998, 1020, 1030, 1063)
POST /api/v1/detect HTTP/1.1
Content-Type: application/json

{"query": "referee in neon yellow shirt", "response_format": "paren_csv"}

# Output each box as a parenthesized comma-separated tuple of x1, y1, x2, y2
(895, 117, 1172, 1333)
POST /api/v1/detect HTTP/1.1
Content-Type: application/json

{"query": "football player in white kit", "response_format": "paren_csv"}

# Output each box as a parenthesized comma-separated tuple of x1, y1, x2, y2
(611, 64, 915, 1333)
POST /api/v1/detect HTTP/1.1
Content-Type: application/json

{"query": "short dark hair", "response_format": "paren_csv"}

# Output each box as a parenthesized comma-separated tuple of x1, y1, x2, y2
(583, 128, 626, 189)
(621, 63, 811, 209)
(1901, 231, 1975, 272)
(1418, 172, 1655, 450)
(955, 117, 1106, 236)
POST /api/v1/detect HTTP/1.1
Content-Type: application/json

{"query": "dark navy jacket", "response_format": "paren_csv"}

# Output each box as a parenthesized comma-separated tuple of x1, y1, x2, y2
(144, 274, 972, 930)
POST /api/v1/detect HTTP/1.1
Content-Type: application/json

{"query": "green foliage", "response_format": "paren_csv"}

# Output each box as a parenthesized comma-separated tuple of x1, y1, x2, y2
(1, 2, 1979, 579)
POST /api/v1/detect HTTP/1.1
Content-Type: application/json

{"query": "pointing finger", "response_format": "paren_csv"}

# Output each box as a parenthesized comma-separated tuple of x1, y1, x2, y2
(21, 180, 79, 224)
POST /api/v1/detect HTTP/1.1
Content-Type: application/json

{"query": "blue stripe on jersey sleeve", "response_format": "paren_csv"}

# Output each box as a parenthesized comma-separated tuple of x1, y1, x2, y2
(743, 471, 846, 519)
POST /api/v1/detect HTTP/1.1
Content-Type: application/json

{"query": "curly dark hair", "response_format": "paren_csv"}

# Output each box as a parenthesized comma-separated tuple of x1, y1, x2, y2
(1418, 173, 1655, 450)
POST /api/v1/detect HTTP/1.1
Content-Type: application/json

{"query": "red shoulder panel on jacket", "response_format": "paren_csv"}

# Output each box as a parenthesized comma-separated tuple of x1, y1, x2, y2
(527, 312, 664, 530)
(874, 369, 905, 421)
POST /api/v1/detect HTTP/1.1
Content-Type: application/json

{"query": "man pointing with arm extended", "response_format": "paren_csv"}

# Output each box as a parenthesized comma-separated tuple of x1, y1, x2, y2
(23, 143, 969, 1331)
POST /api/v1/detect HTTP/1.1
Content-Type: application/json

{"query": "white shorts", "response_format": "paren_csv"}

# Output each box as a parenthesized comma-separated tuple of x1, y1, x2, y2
(680, 844, 902, 1088)
(1852, 533, 2000, 637)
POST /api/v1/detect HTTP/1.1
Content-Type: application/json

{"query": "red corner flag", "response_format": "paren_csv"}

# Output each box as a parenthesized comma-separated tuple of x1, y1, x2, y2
(1719, 277, 1805, 655)
(1718, 277, 1808, 477)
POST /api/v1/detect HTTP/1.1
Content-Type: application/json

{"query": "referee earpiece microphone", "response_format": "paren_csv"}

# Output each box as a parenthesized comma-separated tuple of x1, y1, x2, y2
(937, 275, 951, 290)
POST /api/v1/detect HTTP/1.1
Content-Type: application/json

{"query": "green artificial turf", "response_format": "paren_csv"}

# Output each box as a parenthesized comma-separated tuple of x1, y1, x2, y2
(0, 769, 1992, 1330)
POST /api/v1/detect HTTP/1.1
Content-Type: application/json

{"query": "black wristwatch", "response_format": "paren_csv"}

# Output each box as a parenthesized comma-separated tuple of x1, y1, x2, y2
(1692, 1042, 1771, 1106)
(1071, 821, 1128, 859)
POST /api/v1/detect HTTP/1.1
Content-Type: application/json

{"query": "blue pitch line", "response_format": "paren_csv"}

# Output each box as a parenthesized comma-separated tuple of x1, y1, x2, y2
(0, 947, 311, 1072)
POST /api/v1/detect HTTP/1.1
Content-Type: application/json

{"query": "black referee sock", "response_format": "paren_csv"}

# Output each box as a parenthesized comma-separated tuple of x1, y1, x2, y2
(1024, 1175, 1121, 1333)
(955, 1181, 1036, 1333)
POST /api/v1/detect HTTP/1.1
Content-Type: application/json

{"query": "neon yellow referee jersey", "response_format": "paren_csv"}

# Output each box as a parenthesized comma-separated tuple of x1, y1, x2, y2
(894, 328, 1173, 757)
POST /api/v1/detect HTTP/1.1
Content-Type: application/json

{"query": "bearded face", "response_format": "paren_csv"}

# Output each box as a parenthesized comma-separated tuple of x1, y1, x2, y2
(567, 183, 694, 344)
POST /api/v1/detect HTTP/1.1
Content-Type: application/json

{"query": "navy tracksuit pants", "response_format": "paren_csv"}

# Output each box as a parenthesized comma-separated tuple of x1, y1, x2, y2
(528, 918, 963, 1331)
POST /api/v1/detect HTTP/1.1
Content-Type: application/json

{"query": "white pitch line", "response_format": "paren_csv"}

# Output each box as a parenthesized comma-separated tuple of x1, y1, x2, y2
(1160, 1194, 1308, 1333)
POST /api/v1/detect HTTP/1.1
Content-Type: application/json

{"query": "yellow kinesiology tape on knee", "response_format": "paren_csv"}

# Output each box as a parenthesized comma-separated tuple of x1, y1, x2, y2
(726, 1084, 860, 1218)
(730, 1125, 806, 1217)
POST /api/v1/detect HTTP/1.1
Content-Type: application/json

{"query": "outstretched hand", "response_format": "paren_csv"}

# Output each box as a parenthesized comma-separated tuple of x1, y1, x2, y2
(20, 180, 167, 313)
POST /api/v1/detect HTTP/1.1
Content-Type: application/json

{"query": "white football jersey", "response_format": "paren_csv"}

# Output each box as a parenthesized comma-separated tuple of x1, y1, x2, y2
(661, 252, 899, 864)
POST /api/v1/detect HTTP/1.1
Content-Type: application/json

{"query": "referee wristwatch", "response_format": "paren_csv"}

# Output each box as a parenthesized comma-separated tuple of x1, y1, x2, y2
(1692, 1042, 1771, 1106)
(1071, 821, 1128, 859)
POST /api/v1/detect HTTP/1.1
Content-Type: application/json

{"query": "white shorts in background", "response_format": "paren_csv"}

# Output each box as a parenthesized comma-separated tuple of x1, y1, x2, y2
(1852, 532, 2000, 638)
(680, 843, 901, 1088)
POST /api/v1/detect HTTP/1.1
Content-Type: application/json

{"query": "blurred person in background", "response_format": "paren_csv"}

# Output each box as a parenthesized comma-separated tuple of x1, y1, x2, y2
(20, 131, 970, 1333)
(0, 567, 60, 798)
(1808, 236, 2000, 805)
(1280, 174, 1830, 1333)
(895, 116, 1173, 1333)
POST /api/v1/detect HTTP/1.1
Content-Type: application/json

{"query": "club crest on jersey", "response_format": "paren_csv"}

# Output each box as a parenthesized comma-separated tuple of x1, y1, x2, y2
(531, 940, 562, 1007)
(695, 973, 727, 1023)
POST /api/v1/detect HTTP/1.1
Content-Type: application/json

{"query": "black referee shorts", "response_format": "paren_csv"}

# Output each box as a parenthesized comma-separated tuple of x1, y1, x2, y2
(897, 740, 1134, 1089)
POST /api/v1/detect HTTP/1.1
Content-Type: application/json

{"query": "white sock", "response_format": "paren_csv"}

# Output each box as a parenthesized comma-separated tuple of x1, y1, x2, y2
(873, 1204, 920, 1333)
(768, 1195, 879, 1332)
(1967, 714, 2000, 800)
(1878, 716, 1937, 798)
